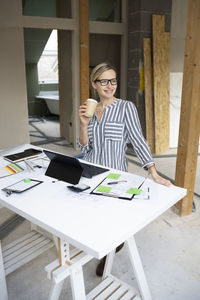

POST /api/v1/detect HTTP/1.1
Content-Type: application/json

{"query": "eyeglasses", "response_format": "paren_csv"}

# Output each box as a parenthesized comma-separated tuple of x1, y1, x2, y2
(95, 78, 117, 86)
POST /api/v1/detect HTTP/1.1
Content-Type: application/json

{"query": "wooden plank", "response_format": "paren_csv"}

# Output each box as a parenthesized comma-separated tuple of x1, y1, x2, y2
(93, 281, 120, 300)
(87, 276, 114, 299)
(3, 232, 43, 257)
(3, 236, 48, 263)
(152, 15, 170, 154)
(107, 285, 129, 300)
(174, 0, 200, 216)
(143, 38, 154, 153)
(2, 231, 54, 276)
(5, 241, 53, 275)
(2, 231, 37, 252)
(4, 238, 52, 269)
(120, 290, 140, 299)
(80, 0, 89, 104)
(87, 275, 138, 300)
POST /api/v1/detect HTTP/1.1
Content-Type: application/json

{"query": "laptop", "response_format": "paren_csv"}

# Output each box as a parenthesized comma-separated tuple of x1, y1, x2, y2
(43, 150, 109, 185)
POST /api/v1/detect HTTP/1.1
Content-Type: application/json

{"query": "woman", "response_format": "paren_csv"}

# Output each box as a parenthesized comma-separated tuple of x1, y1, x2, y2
(78, 62, 171, 275)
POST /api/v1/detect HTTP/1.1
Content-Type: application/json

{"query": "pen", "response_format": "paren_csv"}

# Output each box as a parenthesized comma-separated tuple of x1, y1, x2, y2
(107, 180, 127, 185)
(24, 160, 34, 171)
(101, 192, 120, 198)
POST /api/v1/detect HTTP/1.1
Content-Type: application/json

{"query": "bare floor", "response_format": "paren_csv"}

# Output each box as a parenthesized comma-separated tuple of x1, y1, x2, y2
(1, 118, 200, 300)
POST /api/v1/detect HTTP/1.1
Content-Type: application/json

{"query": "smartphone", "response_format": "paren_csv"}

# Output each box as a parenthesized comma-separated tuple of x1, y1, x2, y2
(67, 183, 90, 192)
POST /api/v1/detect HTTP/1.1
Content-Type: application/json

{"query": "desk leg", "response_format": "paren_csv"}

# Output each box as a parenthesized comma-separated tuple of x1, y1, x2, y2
(126, 236, 152, 300)
(70, 265, 86, 300)
(102, 249, 115, 279)
(48, 280, 65, 300)
(0, 241, 8, 300)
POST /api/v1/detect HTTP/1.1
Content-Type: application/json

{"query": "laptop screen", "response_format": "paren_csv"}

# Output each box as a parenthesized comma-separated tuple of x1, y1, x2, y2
(44, 150, 83, 184)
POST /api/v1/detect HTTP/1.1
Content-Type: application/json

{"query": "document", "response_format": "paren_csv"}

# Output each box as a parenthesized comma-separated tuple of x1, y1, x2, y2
(91, 172, 146, 200)
(0, 161, 24, 178)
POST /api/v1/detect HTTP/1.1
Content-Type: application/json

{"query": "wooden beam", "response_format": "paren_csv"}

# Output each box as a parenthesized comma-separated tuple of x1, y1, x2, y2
(22, 16, 75, 30)
(89, 21, 124, 35)
(152, 15, 170, 154)
(174, 0, 200, 216)
(79, 0, 89, 104)
(143, 38, 154, 153)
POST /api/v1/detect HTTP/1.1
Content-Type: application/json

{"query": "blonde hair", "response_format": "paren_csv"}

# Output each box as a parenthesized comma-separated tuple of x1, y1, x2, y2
(90, 62, 117, 84)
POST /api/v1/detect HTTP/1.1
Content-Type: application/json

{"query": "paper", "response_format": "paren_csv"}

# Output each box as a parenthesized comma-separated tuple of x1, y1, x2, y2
(107, 173, 121, 180)
(126, 188, 142, 195)
(0, 162, 24, 178)
(96, 185, 112, 193)
(92, 172, 145, 200)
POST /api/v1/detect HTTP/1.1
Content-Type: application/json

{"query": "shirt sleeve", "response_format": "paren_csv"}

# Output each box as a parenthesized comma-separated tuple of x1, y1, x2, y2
(125, 101, 154, 168)
(77, 137, 92, 154)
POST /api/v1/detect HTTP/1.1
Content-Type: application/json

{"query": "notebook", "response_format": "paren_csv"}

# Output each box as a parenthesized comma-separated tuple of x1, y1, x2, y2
(44, 150, 109, 184)
(3, 148, 43, 163)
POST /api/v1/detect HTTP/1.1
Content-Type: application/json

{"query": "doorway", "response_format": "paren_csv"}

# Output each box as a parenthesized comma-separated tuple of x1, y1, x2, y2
(23, 28, 62, 147)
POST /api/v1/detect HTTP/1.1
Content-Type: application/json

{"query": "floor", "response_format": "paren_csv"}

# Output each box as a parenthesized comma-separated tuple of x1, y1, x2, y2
(1, 118, 200, 300)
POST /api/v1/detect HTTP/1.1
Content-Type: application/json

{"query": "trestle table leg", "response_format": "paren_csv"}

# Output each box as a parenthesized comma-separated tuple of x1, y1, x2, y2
(102, 249, 115, 279)
(125, 236, 152, 300)
(48, 280, 65, 300)
(70, 265, 86, 300)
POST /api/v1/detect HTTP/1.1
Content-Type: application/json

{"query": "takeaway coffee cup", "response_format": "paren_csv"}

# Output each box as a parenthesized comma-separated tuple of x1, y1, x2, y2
(84, 99, 98, 118)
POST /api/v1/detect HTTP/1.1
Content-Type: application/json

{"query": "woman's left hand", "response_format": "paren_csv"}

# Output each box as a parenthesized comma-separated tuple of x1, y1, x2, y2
(151, 172, 172, 187)
(148, 165, 172, 187)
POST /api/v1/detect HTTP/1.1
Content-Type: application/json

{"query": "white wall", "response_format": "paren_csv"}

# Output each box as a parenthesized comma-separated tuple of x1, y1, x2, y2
(170, 72, 182, 148)
(0, 0, 29, 150)
(169, 0, 188, 147)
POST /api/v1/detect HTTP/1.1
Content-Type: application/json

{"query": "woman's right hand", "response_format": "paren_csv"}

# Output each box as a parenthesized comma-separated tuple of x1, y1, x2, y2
(79, 101, 91, 127)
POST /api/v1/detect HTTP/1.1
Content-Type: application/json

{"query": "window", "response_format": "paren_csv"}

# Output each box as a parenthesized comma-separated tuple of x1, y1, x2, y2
(89, 0, 121, 22)
(37, 30, 58, 84)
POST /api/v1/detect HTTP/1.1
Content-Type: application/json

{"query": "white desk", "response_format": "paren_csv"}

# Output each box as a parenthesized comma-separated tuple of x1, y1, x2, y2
(0, 145, 187, 300)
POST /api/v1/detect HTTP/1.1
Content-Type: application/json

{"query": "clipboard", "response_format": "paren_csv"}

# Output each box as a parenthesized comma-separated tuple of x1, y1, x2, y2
(90, 172, 146, 200)
(2, 179, 43, 195)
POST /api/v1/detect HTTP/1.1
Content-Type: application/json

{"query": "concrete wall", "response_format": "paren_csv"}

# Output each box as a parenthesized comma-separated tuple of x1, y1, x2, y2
(90, 34, 121, 99)
(127, 0, 172, 136)
(127, 0, 188, 148)
(0, 0, 29, 149)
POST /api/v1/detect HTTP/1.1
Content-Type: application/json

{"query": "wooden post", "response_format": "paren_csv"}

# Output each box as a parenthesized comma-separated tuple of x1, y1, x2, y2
(79, 0, 89, 105)
(152, 15, 170, 154)
(174, 0, 200, 216)
(143, 38, 154, 153)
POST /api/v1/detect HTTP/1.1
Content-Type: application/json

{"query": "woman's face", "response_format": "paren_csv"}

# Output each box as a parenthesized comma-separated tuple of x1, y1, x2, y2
(92, 69, 117, 100)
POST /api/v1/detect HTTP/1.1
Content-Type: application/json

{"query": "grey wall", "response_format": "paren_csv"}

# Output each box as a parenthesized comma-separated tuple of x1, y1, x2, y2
(127, 0, 172, 135)
(90, 34, 121, 99)
(170, 0, 188, 72)
(0, 0, 29, 149)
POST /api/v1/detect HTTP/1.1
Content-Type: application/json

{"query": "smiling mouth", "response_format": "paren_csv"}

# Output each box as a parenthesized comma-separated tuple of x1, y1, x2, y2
(104, 89, 114, 92)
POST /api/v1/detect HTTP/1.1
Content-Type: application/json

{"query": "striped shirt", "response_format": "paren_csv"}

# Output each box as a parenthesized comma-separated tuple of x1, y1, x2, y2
(78, 99, 154, 172)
